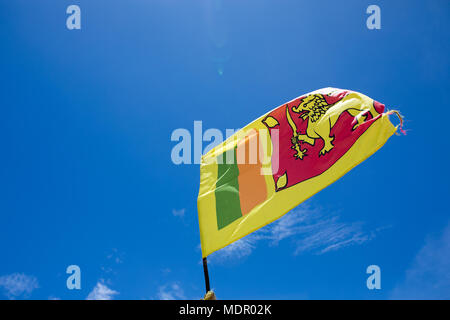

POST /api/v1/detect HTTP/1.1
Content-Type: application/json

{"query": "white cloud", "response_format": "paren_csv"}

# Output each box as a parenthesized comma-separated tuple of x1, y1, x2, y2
(208, 233, 260, 263)
(209, 204, 378, 262)
(172, 208, 186, 217)
(283, 212, 371, 255)
(390, 222, 450, 299)
(157, 282, 185, 300)
(161, 268, 171, 275)
(264, 205, 374, 254)
(86, 281, 119, 300)
(106, 248, 124, 264)
(0, 273, 39, 299)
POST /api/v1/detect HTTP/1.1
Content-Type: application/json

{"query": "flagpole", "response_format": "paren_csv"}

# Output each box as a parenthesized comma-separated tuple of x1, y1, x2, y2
(202, 257, 211, 293)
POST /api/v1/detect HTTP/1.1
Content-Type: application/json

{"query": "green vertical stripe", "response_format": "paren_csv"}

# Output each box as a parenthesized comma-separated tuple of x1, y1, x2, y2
(215, 148, 243, 230)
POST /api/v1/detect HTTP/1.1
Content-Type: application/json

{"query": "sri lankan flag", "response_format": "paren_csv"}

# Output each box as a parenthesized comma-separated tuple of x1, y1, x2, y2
(197, 88, 403, 257)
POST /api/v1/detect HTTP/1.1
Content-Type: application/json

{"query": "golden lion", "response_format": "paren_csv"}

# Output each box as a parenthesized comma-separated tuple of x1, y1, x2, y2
(288, 92, 380, 159)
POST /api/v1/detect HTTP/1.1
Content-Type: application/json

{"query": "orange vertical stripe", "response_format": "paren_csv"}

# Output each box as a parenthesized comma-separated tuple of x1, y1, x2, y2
(237, 130, 268, 215)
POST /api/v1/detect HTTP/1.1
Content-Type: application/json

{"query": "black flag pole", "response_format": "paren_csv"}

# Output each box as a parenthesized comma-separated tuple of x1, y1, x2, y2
(202, 257, 211, 293)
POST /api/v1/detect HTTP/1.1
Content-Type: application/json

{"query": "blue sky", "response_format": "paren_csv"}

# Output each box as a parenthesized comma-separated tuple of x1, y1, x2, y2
(0, 0, 449, 300)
